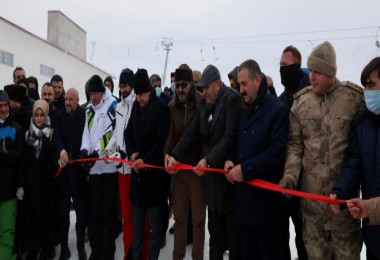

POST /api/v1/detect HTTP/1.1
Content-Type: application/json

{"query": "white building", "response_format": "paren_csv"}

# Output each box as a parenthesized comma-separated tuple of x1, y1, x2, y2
(0, 10, 114, 101)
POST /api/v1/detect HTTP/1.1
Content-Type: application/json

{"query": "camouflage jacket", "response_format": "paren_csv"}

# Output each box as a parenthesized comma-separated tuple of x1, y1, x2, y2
(284, 78, 365, 230)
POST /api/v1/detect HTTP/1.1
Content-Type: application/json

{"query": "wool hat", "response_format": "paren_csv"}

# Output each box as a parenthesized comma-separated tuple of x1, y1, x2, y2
(149, 74, 161, 85)
(33, 99, 49, 116)
(119, 68, 134, 87)
(199, 65, 221, 88)
(175, 68, 194, 81)
(307, 41, 337, 77)
(88, 75, 105, 93)
(0, 90, 9, 103)
(104, 76, 114, 92)
(134, 69, 152, 94)
(4, 84, 26, 103)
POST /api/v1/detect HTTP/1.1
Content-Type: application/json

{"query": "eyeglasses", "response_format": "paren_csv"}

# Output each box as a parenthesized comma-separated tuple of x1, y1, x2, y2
(175, 82, 188, 89)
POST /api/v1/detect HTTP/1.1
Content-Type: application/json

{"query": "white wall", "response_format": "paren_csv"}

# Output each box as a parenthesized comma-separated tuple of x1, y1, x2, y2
(0, 17, 114, 101)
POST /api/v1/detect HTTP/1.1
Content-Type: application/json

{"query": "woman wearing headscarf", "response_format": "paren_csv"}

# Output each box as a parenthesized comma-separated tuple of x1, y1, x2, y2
(18, 100, 58, 260)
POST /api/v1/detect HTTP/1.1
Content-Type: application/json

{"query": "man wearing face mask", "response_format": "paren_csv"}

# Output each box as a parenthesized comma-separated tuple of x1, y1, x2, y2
(150, 74, 171, 104)
(330, 57, 380, 259)
(279, 46, 310, 108)
(278, 45, 309, 260)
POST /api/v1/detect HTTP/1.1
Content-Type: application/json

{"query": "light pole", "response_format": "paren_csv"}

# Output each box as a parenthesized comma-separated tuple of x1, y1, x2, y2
(161, 37, 173, 87)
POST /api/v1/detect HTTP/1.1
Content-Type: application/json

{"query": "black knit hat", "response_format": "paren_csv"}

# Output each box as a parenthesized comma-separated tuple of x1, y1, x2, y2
(104, 76, 114, 92)
(4, 84, 26, 103)
(175, 68, 194, 81)
(134, 69, 151, 94)
(88, 75, 105, 93)
(119, 68, 134, 87)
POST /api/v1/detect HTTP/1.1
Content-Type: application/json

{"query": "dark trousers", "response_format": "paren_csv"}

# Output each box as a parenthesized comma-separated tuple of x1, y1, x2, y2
(208, 209, 240, 260)
(89, 173, 118, 259)
(57, 166, 87, 251)
(132, 203, 163, 260)
(367, 248, 380, 260)
(288, 197, 308, 260)
(241, 224, 286, 260)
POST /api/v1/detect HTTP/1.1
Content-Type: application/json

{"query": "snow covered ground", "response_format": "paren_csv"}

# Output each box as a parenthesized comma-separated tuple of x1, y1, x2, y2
(58, 210, 366, 259)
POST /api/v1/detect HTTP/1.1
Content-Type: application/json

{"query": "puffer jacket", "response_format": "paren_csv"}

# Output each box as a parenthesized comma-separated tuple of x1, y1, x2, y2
(81, 88, 118, 175)
(105, 90, 136, 174)
(284, 78, 364, 230)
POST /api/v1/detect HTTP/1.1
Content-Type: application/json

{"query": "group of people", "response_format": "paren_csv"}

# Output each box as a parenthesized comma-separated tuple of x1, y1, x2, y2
(0, 40, 380, 260)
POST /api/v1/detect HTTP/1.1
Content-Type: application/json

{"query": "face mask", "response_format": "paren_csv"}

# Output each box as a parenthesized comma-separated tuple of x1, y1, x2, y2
(364, 90, 380, 115)
(171, 82, 176, 92)
(280, 64, 302, 92)
(155, 87, 162, 97)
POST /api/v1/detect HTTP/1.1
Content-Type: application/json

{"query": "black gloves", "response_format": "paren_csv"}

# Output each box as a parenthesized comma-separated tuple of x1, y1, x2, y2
(80, 149, 99, 172)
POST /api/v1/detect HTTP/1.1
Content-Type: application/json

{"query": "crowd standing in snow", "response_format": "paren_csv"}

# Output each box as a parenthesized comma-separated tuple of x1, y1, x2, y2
(1, 41, 380, 260)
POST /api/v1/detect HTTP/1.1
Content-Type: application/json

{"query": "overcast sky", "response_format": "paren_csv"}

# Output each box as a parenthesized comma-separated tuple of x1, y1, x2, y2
(1, 0, 380, 94)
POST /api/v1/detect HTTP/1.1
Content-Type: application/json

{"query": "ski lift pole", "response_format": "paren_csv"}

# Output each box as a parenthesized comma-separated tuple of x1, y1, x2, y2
(161, 37, 173, 87)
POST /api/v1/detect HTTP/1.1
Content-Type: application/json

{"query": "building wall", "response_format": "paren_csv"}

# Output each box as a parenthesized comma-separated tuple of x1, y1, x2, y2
(0, 17, 113, 102)
(47, 10, 86, 61)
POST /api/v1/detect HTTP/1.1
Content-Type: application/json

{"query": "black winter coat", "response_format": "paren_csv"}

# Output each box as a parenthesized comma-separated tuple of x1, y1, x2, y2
(332, 110, 380, 258)
(125, 91, 170, 208)
(172, 84, 241, 215)
(19, 132, 59, 252)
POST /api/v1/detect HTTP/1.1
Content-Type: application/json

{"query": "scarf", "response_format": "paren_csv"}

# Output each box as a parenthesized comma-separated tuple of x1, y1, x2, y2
(27, 116, 51, 158)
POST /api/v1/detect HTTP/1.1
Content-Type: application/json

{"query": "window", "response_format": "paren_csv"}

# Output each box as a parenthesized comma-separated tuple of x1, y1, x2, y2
(40, 64, 55, 77)
(0, 50, 14, 66)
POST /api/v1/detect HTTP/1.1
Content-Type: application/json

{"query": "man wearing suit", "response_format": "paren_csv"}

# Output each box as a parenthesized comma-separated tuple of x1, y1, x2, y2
(226, 59, 289, 259)
(166, 64, 241, 260)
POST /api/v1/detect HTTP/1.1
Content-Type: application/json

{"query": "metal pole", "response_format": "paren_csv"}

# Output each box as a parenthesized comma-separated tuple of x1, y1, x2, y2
(161, 38, 173, 87)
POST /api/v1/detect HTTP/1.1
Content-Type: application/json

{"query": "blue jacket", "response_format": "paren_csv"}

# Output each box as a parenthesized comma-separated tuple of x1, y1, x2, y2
(0, 116, 23, 202)
(234, 83, 289, 228)
(332, 109, 380, 257)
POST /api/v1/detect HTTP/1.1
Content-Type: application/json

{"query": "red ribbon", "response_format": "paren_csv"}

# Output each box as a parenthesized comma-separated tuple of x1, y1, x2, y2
(56, 157, 346, 204)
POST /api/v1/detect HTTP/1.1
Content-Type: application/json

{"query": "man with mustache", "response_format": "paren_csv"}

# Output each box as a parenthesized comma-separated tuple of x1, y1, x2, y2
(226, 59, 289, 259)
(166, 64, 242, 260)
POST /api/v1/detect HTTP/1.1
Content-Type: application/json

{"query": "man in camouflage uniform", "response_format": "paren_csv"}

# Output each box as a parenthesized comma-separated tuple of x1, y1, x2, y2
(280, 41, 364, 259)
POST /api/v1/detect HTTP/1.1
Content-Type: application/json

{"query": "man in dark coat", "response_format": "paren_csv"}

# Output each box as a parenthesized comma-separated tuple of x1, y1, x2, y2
(54, 88, 87, 260)
(330, 57, 380, 259)
(279, 45, 309, 260)
(226, 59, 289, 259)
(166, 64, 242, 260)
(0, 90, 23, 260)
(51, 74, 65, 110)
(124, 69, 170, 260)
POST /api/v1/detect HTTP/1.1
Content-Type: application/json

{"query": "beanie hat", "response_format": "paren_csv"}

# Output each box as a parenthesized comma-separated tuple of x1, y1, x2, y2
(175, 68, 193, 81)
(134, 69, 152, 94)
(307, 41, 337, 77)
(33, 99, 49, 116)
(199, 65, 221, 87)
(88, 75, 105, 93)
(104, 76, 114, 92)
(4, 84, 26, 103)
(0, 90, 9, 104)
(119, 68, 134, 87)
(149, 74, 161, 85)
